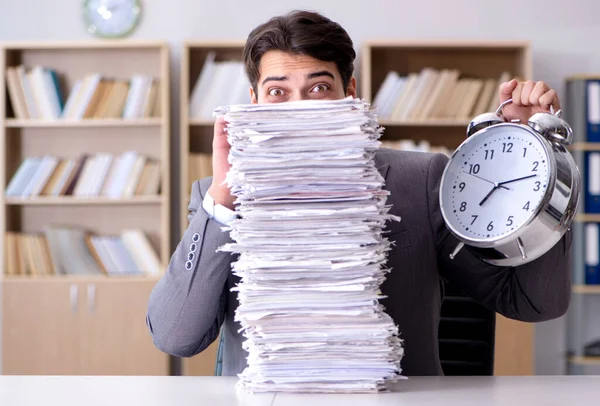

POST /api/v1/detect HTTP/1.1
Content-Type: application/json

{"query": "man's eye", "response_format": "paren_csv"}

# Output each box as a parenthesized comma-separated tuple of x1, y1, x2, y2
(268, 88, 285, 96)
(311, 84, 330, 93)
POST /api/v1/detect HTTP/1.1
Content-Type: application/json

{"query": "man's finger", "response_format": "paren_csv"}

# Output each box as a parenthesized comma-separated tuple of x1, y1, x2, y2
(529, 81, 549, 106)
(539, 90, 560, 111)
(499, 79, 518, 102)
(520, 81, 536, 106)
(511, 81, 526, 106)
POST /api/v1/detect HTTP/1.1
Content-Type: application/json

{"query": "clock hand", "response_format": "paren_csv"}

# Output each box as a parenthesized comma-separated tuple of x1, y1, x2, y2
(498, 174, 538, 186)
(462, 171, 510, 190)
(479, 184, 500, 206)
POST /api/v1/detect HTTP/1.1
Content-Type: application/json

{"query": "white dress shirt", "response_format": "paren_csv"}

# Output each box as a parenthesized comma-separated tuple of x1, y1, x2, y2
(202, 190, 236, 226)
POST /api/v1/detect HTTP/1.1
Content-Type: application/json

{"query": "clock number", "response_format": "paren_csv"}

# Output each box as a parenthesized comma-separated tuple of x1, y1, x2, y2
(468, 164, 480, 174)
(470, 215, 478, 225)
(459, 182, 466, 192)
(523, 201, 530, 210)
(502, 142, 513, 153)
(506, 216, 514, 226)
(460, 202, 467, 212)
(523, 147, 527, 157)
(533, 181, 541, 191)
(532, 161, 539, 172)
(484, 149, 495, 160)
(487, 221, 494, 231)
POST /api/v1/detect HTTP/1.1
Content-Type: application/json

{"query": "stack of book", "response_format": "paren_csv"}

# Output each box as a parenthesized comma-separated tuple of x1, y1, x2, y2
(373, 68, 511, 121)
(188, 153, 212, 191)
(5, 151, 161, 199)
(4, 227, 162, 277)
(188, 52, 250, 120)
(5, 65, 160, 120)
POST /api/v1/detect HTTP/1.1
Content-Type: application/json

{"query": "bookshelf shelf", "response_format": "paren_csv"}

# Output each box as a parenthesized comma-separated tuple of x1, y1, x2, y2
(0, 40, 170, 376)
(3, 274, 163, 282)
(569, 142, 600, 152)
(569, 356, 600, 365)
(4, 196, 164, 206)
(378, 119, 471, 127)
(576, 214, 600, 223)
(5, 118, 163, 128)
(572, 285, 600, 294)
(189, 119, 216, 126)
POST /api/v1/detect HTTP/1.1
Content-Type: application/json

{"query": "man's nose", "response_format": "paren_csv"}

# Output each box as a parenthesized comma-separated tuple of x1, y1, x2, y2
(287, 92, 307, 102)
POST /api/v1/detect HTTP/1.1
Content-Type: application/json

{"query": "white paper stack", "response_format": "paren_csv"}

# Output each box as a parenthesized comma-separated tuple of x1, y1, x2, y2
(215, 97, 404, 393)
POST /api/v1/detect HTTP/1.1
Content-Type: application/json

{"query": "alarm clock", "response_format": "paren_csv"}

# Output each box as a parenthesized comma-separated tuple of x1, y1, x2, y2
(439, 99, 581, 266)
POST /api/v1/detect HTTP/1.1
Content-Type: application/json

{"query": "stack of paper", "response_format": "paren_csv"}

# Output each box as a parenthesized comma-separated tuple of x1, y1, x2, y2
(216, 97, 404, 393)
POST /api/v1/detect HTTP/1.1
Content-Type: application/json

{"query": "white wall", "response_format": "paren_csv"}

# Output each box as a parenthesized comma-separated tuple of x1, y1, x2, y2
(2, 0, 600, 375)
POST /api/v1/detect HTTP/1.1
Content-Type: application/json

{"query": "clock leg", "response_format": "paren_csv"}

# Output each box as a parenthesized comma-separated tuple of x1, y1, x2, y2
(449, 242, 465, 259)
(517, 237, 527, 260)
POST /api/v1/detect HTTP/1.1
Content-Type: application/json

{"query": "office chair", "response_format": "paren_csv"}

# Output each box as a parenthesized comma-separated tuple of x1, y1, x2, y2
(438, 280, 496, 375)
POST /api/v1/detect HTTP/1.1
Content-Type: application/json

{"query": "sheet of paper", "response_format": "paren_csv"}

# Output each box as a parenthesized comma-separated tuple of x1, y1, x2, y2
(215, 97, 405, 393)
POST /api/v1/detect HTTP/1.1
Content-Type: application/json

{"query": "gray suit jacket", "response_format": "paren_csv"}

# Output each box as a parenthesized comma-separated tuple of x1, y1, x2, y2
(146, 148, 572, 376)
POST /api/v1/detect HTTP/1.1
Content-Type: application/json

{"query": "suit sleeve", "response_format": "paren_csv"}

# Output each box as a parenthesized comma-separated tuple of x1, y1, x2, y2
(427, 153, 573, 322)
(146, 177, 233, 357)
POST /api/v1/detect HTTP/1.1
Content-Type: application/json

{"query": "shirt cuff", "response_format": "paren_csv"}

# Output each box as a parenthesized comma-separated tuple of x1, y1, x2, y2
(202, 190, 236, 226)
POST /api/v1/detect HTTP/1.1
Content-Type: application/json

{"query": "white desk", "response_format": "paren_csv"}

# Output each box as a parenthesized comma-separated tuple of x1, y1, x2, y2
(2, 376, 600, 405)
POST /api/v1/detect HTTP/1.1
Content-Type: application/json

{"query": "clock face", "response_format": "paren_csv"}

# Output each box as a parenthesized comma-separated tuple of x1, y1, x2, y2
(440, 124, 552, 244)
(84, 0, 141, 38)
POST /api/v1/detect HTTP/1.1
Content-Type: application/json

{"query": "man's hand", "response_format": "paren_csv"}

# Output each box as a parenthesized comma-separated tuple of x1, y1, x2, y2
(207, 117, 235, 210)
(498, 79, 561, 123)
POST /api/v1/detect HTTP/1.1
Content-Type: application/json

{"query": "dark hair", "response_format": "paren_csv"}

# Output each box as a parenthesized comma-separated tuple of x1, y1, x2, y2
(243, 10, 356, 94)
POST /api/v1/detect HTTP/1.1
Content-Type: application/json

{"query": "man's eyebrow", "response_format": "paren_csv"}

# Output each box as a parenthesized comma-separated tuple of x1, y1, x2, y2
(307, 70, 335, 80)
(261, 76, 288, 86)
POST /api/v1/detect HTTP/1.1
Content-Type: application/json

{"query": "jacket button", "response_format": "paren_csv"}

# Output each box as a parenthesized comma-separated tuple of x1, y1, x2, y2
(192, 233, 200, 242)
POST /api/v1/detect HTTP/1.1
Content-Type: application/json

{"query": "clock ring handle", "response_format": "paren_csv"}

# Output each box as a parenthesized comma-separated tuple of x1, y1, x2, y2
(495, 98, 574, 145)
(494, 98, 514, 118)
(494, 98, 564, 118)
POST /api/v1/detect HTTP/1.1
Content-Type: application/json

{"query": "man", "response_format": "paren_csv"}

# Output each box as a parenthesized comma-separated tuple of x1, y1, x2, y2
(146, 10, 571, 376)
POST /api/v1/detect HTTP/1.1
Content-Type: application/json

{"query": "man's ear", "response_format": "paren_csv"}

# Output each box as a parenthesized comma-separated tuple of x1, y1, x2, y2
(250, 86, 258, 104)
(346, 76, 357, 98)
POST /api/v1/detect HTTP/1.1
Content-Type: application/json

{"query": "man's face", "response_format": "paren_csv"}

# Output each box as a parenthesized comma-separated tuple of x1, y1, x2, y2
(250, 50, 357, 104)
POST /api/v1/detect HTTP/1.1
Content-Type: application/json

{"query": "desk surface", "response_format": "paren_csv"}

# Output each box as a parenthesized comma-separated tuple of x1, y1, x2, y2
(2, 376, 600, 405)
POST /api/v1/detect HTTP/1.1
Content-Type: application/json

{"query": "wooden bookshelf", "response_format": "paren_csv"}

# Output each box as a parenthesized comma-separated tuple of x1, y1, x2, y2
(0, 41, 170, 375)
(362, 40, 534, 376)
(178, 39, 538, 377)
(179, 40, 247, 377)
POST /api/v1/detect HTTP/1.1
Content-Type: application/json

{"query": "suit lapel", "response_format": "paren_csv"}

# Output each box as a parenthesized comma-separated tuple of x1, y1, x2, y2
(377, 162, 390, 180)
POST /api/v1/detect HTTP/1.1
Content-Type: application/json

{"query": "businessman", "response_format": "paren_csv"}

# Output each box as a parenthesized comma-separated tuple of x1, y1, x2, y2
(147, 10, 571, 376)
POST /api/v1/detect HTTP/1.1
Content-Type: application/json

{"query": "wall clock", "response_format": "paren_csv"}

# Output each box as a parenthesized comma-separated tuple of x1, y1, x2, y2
(83, 0, 142, 38)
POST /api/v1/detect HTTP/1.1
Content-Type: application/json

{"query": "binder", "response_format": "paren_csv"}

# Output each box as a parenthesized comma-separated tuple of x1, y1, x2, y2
(587, 81, 600, 142)
(585, 223, 600, 285)
(586, 152, 600, 213)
